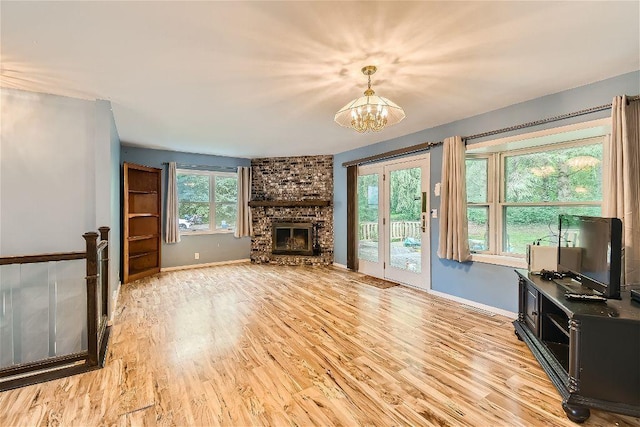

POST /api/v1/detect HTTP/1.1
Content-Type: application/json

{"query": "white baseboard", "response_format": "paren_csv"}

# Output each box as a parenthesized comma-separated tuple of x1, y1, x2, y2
(427, 288, 517, 319)
(161, 258, 250, 272)
(332, 262, 348, 270)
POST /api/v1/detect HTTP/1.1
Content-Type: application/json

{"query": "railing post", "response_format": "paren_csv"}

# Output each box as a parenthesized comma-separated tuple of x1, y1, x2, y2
(83, 231, 99, 365)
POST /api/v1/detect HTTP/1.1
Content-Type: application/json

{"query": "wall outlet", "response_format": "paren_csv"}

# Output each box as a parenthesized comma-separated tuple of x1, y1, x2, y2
(194, 252, 200, 260)
(431, 208, 438, 218)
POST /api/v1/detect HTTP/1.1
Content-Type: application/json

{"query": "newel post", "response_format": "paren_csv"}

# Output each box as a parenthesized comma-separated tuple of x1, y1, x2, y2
(98, 226, 110, 318)
(83, 231, 99, 365)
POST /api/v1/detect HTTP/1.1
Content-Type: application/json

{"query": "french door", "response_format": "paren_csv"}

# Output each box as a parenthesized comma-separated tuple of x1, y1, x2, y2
(357, 155, 430, 290)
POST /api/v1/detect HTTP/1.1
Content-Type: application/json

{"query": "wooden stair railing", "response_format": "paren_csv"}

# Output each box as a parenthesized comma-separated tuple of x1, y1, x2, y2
(0, 227, 112, 391)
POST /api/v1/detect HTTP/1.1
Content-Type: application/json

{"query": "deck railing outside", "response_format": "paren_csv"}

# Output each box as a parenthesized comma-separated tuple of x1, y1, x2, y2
(359, 221, 421, 241)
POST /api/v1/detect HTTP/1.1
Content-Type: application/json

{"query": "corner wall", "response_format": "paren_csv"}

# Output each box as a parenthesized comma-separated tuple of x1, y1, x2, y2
(0, 87, 121, 323)
(120, 146, 251, 269)
(1, 89, 96, 253)
(333, 71, 640, 312)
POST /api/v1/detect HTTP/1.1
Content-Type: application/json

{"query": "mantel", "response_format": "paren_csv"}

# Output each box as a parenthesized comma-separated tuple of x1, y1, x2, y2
(248, 200, 331, 208)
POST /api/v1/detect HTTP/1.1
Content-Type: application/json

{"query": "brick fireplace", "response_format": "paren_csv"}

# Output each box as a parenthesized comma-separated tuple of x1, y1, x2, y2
(249, 155, 333, 265)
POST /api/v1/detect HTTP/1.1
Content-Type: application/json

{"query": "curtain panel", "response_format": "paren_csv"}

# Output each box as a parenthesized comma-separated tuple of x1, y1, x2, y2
(235, 166, 252, 238)
(165, 161, 180, 244)
(437, 136, 471, 262)
(604, 96, 640, 287)
(346, 165, 359, 271)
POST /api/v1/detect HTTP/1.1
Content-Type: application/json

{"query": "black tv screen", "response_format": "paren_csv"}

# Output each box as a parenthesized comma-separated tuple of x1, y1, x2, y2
(558, 215, 622, 299)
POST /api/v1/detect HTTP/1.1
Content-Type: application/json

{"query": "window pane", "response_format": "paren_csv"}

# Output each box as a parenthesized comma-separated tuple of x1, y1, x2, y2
(179, 202, 210, 232)
(389, 168, 422, 273)
(215, 203, 237, 230)
(468, 206, 489, 252)
(466, 158, 488, 203)
(504, 144, 603, 203)
(358, 173, 379, 262)
(177, 174, 210, 202)
(503, 205, 601, 255)
(215, 176, 238, 203)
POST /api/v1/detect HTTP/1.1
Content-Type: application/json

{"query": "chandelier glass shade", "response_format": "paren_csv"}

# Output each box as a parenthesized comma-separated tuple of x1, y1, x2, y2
(334, 66, 405, 133)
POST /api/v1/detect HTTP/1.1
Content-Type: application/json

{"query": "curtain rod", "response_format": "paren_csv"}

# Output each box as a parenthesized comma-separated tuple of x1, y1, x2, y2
(161, 162, 238, 172)
(342, 95, 639, 167)
(341, 141, 443, 168)
(465, 95, 640, 141)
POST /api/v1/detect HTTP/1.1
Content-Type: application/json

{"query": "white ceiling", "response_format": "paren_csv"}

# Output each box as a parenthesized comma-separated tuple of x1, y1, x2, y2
(1, 1, 638, 158)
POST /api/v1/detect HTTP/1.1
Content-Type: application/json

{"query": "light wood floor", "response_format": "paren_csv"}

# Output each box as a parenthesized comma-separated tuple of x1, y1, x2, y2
(1, 263, 638, 426)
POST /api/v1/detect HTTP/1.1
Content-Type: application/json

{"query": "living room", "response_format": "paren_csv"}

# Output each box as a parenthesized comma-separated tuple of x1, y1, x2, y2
(1, 1, 639, 425)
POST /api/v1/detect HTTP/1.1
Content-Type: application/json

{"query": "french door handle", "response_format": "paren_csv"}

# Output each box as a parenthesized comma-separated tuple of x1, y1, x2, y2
(422, 214, 427, 232)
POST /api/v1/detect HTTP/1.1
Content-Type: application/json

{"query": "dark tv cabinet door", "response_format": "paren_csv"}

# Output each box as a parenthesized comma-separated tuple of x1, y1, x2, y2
(524, 284, 539, 335)
(513, 270, 640, 423)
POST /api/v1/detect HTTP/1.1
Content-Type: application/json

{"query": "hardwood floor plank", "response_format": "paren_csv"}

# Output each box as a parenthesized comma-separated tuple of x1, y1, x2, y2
(1, 263, 638, 426)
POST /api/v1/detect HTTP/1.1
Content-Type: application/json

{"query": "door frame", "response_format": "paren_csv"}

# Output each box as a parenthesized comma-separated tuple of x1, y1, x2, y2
(356, 153, 431, 290)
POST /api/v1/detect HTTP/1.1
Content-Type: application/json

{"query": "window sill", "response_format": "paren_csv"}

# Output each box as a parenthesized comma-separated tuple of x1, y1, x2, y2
(180, 230, 235, 236)
(470, 253, 527, 269)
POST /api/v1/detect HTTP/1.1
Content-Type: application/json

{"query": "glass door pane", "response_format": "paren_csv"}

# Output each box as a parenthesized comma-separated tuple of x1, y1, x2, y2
(358, 173, 380, 263)
(388, 167, 422, 273)
(357, 166, 384, 278)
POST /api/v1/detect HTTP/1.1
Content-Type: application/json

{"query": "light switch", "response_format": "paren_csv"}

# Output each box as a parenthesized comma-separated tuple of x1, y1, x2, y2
(431, 209, 438, 218)
(434, 182, 441, 196)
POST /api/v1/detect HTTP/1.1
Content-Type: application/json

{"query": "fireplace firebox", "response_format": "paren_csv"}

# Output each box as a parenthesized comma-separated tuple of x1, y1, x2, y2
(272, 222, 314, 256)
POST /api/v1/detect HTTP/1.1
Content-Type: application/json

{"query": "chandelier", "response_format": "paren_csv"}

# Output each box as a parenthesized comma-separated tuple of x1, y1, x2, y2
(334, 65, 406, 133)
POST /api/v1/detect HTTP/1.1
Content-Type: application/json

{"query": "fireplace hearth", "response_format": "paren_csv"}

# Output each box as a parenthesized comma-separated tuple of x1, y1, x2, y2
(272, 222, 314, 256)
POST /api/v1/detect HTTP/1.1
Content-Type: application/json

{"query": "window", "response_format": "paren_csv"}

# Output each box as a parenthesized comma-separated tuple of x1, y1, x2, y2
(177, 170, 238, 234)
(466, 124, 608, 264)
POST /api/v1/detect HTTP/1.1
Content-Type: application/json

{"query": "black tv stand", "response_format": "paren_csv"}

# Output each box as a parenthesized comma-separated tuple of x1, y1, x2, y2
(514, 270, 640, 422)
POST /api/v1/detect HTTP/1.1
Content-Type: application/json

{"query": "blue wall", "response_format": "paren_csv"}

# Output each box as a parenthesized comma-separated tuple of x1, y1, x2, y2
(334, 71, 640, 312)
(120, 146, 251, 269)
(108, 103, 121, 309)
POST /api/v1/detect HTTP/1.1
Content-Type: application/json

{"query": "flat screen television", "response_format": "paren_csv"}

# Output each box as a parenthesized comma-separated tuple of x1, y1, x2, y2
(558, 214, 622, 299)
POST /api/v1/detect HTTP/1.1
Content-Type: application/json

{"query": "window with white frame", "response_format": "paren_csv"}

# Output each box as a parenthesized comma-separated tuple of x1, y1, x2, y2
(177, 169, 238, 234)
(466, 129, 607, 260)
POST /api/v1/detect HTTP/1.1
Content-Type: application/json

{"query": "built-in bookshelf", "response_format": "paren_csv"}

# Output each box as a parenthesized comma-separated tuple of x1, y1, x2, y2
(123, 162, 161, 283)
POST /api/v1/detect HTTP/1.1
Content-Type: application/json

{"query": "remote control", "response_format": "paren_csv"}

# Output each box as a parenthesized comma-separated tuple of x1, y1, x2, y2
(564, 292, 607, 302)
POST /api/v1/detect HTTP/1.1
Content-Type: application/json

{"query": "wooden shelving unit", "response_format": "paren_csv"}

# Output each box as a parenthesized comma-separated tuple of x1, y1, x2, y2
(123, 162, 162, 283)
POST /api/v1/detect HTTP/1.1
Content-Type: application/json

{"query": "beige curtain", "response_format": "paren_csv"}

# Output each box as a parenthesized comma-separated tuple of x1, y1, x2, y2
(235, 166, 252, 238)
(603, 96, 640, 287)
(165, 162, 180, 243)
(437, 136, 471, 262)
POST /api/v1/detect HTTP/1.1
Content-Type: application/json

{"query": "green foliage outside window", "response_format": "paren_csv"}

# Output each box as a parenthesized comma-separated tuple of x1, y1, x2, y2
(389, 168, 421, 221)
(357, 174, 379, 223)
(177, 171, 238, 232)
(466, 141, 604, 255)
(504, 143, 602, 225)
